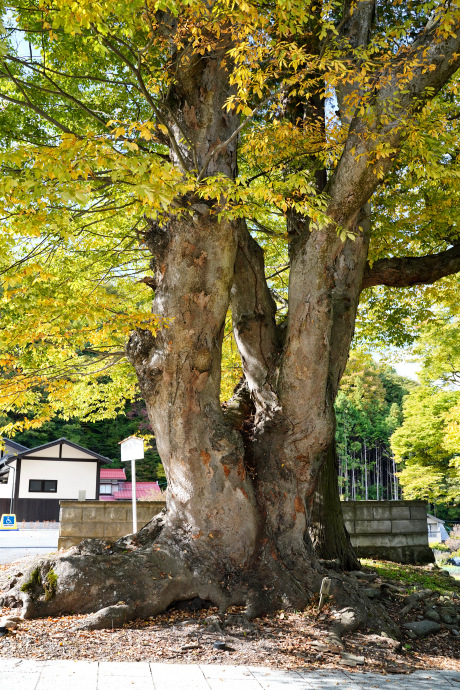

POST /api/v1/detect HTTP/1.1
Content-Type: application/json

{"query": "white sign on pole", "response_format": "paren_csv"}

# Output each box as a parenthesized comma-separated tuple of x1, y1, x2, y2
(119, 436, 144, 534)
(120, 436, 144, 462)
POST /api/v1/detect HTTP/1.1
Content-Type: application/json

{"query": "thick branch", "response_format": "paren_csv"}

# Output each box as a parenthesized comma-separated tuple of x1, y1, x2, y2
(335, 1, 376, 125)
(361, 243, 460, 290)
(339, 1, 376, 48)
(196, 87, 285, 183)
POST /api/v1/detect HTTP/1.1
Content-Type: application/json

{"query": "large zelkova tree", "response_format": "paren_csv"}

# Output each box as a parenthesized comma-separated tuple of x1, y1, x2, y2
(3, 0, 460, 627)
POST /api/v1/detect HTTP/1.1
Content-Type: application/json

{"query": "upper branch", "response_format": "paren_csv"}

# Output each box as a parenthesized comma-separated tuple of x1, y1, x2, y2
(327, 10, 460, 227)
(96, 33, 191, 173)
(361, 243, 460, 290)
(339, 0, 376, 48)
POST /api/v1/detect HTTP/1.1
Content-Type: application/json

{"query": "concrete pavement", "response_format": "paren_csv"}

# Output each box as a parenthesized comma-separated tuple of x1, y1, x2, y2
(0, 659, 459, 689)
(0, 529, 59, 564)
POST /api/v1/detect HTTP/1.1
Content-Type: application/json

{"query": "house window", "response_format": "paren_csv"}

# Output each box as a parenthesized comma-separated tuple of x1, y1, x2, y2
(29, 479, 57, 493)
(99, 484, 113, 495)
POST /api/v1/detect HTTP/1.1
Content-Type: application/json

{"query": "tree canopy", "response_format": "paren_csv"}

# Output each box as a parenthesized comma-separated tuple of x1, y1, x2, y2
(391, 385, 460, 509)
(2, 0, 460, 432)
(389, 314, 460, 516)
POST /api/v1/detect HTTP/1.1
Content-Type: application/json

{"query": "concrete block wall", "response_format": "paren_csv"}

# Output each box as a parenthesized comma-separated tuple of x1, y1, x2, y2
(341, 500, 434, 564)
(59, 498, 433, 564)
(58, 500, 166, 549)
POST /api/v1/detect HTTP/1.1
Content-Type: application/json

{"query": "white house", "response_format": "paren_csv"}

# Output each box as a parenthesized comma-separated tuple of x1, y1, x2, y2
(427, 513, 449, 543)
(0, 438, 112, 522)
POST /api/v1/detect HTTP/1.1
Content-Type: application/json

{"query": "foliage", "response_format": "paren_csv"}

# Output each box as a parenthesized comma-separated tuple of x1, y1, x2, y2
(386, 314, 460, 517)
(220, 312, 243, 402)
(430, 542, 451, 553)
(410, 313, 460, 464)
(391, 386, 460, 507)
(0, 0, 459, 436)
(355, 65, 460, 349)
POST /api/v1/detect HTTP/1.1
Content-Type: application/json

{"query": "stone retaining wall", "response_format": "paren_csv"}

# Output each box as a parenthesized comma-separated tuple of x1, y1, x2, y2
(342, 500, 433, 564)
(58, 500, 165, 550)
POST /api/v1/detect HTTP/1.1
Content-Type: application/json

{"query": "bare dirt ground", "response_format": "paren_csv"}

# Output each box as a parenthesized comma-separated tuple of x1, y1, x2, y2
(0, 556, 459, 675)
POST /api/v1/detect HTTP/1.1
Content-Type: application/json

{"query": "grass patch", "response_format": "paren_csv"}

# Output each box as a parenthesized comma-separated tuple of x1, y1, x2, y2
(360, 559, 460, 594)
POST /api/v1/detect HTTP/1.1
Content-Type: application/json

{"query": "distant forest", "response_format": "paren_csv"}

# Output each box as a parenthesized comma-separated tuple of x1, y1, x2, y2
(1, 400, 165, 485)
(335, 354, 411, 503)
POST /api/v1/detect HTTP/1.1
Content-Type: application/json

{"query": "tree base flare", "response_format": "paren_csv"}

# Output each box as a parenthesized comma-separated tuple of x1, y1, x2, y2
(0, 522, 399, 641)
(0, 516, 321, 628)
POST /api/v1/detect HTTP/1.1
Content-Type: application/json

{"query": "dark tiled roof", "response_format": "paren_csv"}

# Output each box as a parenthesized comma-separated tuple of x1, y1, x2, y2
(1, 437, 29, 453)
(17, 438, 112, 464)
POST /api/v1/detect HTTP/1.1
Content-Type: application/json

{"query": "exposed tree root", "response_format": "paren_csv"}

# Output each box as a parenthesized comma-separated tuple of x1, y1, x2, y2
(0, 517, 399, 639)
(326, 574, 401, 641)
(0, 517, 314, 629)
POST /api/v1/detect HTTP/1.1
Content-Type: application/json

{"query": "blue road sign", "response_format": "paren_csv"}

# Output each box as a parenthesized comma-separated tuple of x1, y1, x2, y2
(1, 514, 18, 530)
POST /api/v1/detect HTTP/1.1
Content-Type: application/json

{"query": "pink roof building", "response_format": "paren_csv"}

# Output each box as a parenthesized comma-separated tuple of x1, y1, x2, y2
(100, 468, 126, 481)
(99, 466, 162, 501)
(112, 482, 162, 500)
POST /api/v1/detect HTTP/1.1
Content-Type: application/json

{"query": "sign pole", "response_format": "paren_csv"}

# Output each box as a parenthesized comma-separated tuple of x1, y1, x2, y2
(131, 457, 137, 533)
(9, 464, 15, 516)
(119, 436, 144, 535)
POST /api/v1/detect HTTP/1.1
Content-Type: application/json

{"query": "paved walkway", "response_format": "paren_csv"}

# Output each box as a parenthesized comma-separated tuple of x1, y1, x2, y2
(0, 659, 459, 689)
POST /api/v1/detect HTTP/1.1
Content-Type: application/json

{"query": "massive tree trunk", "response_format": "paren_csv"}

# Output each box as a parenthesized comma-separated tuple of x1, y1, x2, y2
(3, 5, 460, 631)
(1, 32, 328, 625)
